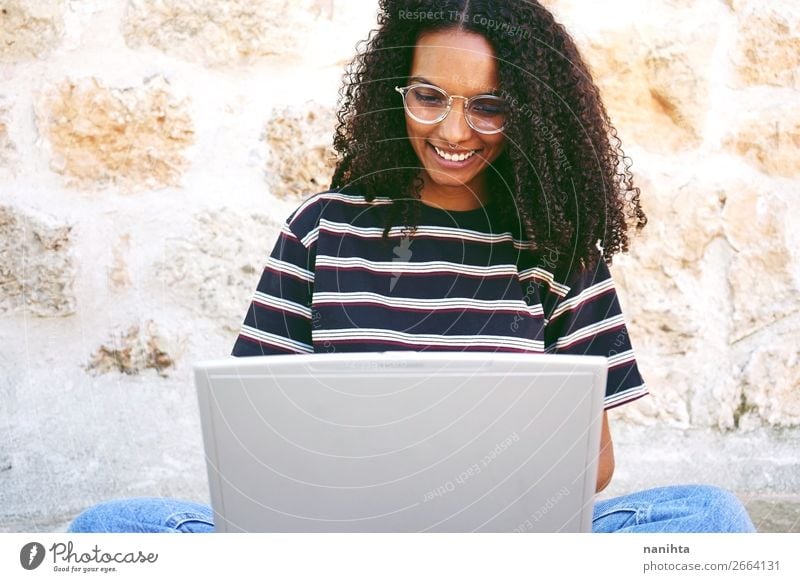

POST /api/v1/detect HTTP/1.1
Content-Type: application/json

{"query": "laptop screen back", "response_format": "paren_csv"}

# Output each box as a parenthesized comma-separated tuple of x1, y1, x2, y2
(194, 351, 606, 532)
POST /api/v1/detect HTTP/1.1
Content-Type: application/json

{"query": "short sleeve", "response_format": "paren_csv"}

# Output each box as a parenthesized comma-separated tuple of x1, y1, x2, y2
(230, 213, 317, 357)
(543, 260, 648, 409)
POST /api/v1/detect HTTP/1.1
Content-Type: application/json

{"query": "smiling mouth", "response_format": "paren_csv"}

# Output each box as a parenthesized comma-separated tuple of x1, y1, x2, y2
(431, 143, 479, 162)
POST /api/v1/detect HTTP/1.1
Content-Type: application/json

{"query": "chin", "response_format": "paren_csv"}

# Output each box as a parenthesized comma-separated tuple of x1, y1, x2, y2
(429, 166, 485, 185)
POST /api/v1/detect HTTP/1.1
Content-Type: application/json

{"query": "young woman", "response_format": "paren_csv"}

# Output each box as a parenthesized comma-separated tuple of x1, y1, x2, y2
(68, 0, 755, 533)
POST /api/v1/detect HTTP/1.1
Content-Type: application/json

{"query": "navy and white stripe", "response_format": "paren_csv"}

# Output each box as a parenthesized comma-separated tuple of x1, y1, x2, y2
(231, 190, 648, 410)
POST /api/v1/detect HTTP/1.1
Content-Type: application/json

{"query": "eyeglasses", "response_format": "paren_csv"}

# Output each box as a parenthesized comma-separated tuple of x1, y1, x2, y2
(394, 83, 508, 135)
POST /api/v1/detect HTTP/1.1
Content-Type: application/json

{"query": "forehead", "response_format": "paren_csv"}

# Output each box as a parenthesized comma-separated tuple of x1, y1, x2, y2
(409, 29, 499, 94)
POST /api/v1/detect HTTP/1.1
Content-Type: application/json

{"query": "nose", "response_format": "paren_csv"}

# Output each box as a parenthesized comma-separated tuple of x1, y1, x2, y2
(438, 97, 473, 144)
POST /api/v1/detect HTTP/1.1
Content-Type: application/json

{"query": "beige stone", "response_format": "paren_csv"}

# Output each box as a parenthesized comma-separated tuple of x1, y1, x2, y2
(732, 2, 800, 89)
(0, 97, 16, 170)
(612, 254, 696, 348)
(633, 170, 725, 266)
(0, 205, 75, 316)
(84, 320, 179, 377)
(610, 339, 694, 428)
(109, 233, 132, 289)
(608, 170, 739, 428)
(739, 343, 800, 427)
(0, 0, 65, 62)
(616, 173, 800, 427)
(536, 2, 718, 154)
(582, 20, 717, 154)
(154, 209, 283, 333)
(725, 96, 800, 178)
(36, 76, 194, 191)
(722, 186, 800, 342)
(611, 170, 724, 336)
(614, 174, 800, 428)
(609, 252, 698, 429)
(264, 103, 337, 198)
(122, 0, 326, 67)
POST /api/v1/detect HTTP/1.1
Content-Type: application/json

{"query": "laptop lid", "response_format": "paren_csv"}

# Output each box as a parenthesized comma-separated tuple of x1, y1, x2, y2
(194, 351, 606, 532)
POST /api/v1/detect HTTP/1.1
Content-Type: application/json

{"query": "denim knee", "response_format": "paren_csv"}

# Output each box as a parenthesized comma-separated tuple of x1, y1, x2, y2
(689, 485, 756, 533)
(643, 484, 755, 533)
(68, 502, 119, 533)
(67, 497, 215, 533)
(592, 484, 756, 533)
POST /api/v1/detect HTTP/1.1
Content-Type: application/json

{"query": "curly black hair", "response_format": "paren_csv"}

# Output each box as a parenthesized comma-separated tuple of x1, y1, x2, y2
(330, 0, 646, 270)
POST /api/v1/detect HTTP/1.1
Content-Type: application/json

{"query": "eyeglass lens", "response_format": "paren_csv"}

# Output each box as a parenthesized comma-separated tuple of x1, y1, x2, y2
(405, 85, 507, 133)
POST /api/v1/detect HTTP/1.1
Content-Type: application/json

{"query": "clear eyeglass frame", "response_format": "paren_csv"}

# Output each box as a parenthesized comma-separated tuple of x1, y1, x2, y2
(394, 83, 508, 135)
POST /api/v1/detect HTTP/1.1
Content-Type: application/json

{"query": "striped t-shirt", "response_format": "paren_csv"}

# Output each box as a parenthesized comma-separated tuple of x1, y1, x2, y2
(231, 190, 648, 410)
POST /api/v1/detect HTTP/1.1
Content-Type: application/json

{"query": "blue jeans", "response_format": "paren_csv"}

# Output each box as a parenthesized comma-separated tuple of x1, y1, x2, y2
(67, 485, 755, 533)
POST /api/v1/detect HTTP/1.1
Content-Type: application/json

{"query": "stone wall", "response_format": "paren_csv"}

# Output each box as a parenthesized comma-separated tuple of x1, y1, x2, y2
(0, 0, 375, 530)
(541, 0, 800, 432)
(0, 1, 798, 530)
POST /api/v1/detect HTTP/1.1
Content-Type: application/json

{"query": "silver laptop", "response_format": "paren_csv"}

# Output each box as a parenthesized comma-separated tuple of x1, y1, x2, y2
(194, 351, 606, 532)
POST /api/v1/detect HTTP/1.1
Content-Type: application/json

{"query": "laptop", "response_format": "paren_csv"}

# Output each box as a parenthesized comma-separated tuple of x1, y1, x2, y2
(193, 351, 606, 532)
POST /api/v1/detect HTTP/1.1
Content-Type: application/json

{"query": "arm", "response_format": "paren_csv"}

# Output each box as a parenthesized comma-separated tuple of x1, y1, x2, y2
(542, 259, 648, 409)
(539, 260, 646, 492)
(231, 219, 316, 357)
(596, 410, 614, 493)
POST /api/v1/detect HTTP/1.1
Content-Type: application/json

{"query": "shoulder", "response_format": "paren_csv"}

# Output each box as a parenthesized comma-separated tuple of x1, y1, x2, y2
(530, 257, 614, 313)
(553, 257, 612, 296)
(282, 189, 388, 246)
(285, 188, 393, 238)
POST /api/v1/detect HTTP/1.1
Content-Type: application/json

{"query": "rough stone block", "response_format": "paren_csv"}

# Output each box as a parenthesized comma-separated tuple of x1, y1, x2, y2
(264, 104, 337, 198)
(725, 96, 800, 178)
(611, 170, 725, 344)
(0, 205, 75, 316)
(35, 76, 194, 191)
(584, 24, 716, 154)
(84, 320, 181, 377)
(0, 0, 65, 62)
(153, 209, 283, 332)
(108, 233, 132, 290)
(739, 344, 800, 428)
(722, 186, 800, 342)
(121, 0, 327, 67)
(732, 2, 800, 89)
(539, 1, 717, 154)
(0, 97, 16, 170)
(610, 171, 733, 428)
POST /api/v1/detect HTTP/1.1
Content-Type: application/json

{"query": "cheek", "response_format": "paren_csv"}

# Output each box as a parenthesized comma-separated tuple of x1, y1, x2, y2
(405, 117, 433, 145)
(480, 137, 504, 162)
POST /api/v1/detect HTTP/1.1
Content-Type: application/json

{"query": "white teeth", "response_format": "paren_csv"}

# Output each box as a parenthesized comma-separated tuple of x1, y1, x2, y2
(433, 145, 477, 162)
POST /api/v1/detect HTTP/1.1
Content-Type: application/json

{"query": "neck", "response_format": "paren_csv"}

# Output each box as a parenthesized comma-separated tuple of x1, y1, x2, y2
(419, 173, 490, 211)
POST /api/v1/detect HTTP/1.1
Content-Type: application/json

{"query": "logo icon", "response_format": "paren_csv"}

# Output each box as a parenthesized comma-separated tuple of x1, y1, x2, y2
(20, 542, 46, 570)
(390, 235, 413, 292)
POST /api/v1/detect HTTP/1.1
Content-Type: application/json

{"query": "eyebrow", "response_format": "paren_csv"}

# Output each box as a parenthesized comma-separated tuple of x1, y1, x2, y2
(407, 76, 500, 96)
